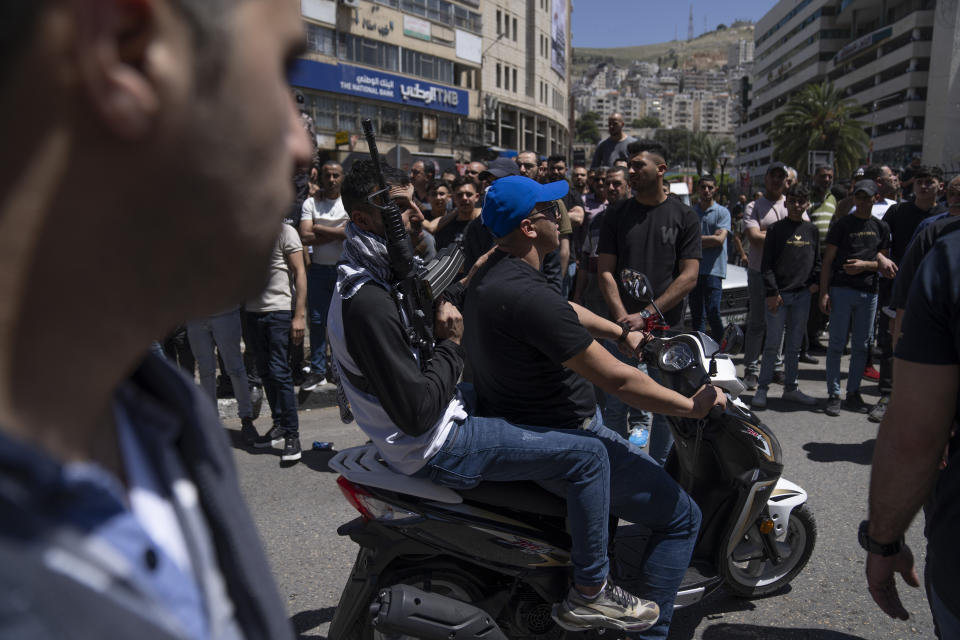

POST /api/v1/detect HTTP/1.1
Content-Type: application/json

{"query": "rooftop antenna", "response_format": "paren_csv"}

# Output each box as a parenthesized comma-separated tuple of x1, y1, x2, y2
(688, 5, 694, 41)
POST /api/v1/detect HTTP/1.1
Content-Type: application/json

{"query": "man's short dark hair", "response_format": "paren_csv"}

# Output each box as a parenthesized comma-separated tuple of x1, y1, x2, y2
(605, 166, 627, 181)
(547, 154, 567, 166)
(912, 165, 942, 181)
(814, 165, 833, 174)
(342, 159, 392, 216)
(700, 174, 717, 184)
(452, 175, 479, 193)
(862, 165, 883, 181)
(626, 140, 669, 165)
(785, 183, 810, 201)
(427, 178, 452, 195)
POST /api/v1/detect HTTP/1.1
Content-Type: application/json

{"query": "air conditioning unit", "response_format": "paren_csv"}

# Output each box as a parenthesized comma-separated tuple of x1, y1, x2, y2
(340, 0, 358, 7)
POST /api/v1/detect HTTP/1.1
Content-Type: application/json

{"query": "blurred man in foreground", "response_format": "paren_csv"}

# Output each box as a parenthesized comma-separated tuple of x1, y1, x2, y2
(0, 1, 311, 637)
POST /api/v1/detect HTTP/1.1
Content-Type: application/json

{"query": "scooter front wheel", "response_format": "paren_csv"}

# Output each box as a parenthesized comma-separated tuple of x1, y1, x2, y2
(720, 503, 817, 598)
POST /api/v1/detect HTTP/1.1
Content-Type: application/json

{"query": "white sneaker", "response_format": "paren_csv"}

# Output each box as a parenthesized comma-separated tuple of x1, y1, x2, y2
(751, 387, 767, 409)
(782, 388, 817, 406)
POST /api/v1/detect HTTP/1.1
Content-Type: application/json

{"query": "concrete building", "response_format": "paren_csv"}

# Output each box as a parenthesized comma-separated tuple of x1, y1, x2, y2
(291, 0, 485, 169)
(481, 0, 572, 156)
(737, 0, 959, 183)
(727, 39, 756, 68)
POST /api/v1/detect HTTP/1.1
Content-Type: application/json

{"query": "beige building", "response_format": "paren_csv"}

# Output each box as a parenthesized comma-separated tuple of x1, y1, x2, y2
(481, 0, 572, 156)
(737, 0, 960, 182)
(292, 0, 485, 169)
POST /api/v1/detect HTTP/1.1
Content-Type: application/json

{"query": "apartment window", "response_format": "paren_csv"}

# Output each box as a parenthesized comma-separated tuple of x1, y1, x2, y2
(496, 63, 501, 89)
(512, 67, 518, 93)
(380, 107, 399, 136)
(374, 0, 399, 6)
(504, 65, 510, 91)
(496, 9, 502, 34)
(338, 32, 399, 71)
(399, 110, 419, 140)
(306, 23, 335, 56)
(513, 17, 518, 41)
(402, 50, 454, 84)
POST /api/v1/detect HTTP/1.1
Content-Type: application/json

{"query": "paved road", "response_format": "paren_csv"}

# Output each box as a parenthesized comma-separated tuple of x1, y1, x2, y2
(227, 356, 934, 639)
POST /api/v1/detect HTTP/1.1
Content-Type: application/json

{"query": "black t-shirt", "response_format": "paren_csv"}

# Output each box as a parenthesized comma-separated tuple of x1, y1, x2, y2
(463, 251, 596, 429)
(882, 201, 946, 264)
(434, 217, 473, 252)
(761, 218, 820, 297)
(891, 217, 960, 309)
(596, 196, 701, 325)
(825, 214, 890, 292)
(461, 217, 495, 274)
(894, 231, 960, 619)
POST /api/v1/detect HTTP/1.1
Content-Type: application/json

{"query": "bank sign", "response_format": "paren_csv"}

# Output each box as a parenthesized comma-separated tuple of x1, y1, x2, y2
(289, 60, 469, 116)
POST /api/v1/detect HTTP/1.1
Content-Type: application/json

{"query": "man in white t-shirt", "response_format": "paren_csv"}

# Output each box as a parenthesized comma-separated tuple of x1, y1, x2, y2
(299, 161, 348, 390)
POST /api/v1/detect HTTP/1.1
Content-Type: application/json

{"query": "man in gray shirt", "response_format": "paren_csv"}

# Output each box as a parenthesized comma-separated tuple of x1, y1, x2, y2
(591, 112, 637, 169)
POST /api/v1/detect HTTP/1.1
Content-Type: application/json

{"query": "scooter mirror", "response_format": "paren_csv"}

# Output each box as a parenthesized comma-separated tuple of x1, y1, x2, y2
(719, 323, 744, 355)
(620, 269, 654, 303)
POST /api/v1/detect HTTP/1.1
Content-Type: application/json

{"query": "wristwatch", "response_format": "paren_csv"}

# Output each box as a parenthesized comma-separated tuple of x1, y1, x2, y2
(858, 520, 903, 556)
(640, 309, 652, 320)
(617, 321, 631, 343)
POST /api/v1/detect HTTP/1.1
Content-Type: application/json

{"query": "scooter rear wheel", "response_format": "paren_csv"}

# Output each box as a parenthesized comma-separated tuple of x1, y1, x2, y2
(720, 503, 817, 598)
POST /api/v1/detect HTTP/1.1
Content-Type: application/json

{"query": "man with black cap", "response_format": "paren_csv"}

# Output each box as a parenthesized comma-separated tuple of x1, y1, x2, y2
(329, 161, 717, 634)
(820, 179, 893, 417)
(463, 174, 724, 639)
(742, 161, 805, 389)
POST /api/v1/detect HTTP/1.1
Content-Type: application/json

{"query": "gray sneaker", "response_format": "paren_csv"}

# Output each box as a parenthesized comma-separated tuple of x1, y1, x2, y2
(868, 396, 889, 423)
(782, 388, 817, 406)
(743, 373, 759, 390)
(552, 581, 659, 632)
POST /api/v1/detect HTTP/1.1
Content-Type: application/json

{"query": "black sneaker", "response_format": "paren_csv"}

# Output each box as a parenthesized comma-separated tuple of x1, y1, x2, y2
(240, 417, 259, 446)
(772, 370, 785, 385)
(798, 352, 819, 365)
(300, 372, 327, 392)
(825, 394, 842, 417)
(868, 396, 889, 423)
(254, 425, 284, 449)
(281, 436, 302, 463)
(743, 373, 759, 390)
(249, 386, 264, 420)
(844, 391, 870, 414)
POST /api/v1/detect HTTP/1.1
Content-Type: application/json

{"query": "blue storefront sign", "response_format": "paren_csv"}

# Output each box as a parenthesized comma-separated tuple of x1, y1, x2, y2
(289, 59, 469, 116)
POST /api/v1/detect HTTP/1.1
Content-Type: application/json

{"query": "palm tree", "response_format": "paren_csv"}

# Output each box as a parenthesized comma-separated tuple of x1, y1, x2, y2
(694, 134, 735, 175)
(767, 82, 869, 180)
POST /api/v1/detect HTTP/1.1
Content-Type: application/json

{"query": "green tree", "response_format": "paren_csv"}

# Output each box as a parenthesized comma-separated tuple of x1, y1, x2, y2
(693, 134, 735, 175)
(631, 115, 662, 129)
(767, 81, 869, 179)
(575, 111, 601, 144)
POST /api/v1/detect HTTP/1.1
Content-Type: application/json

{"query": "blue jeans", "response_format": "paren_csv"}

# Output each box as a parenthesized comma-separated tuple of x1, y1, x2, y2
(743, 269, 766, 375)
(583, 413, 700, 640)
(826, 286, 877, 396)
(307, 263, 337, 377)
(759, 290, 810, 390)
(247, 311, 299, 434)
(601, 340, 652, 439)
(416, 414, 612, 586)
(689, 274, 724, 340)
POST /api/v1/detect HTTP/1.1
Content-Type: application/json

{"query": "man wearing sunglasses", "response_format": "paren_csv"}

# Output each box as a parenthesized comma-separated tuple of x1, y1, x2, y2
(461, 175, 725, 638)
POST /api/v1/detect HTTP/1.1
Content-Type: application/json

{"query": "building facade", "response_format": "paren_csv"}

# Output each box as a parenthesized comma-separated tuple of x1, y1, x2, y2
(291, 0, 485, 170)
(737, 0, 959, 182)
(481, 0, 572, 157)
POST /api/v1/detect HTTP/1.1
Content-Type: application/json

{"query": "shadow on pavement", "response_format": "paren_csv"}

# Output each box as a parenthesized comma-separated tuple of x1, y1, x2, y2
(802, 439, 876, 465)
(302, 448, 340, 473)
(291, 606, 338, 639)
(700, 623, 869, 639)
(668, 588, 760, 638)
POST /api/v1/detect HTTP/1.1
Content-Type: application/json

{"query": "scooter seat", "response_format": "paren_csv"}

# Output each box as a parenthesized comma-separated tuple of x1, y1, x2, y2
(459, 481, 567, 518)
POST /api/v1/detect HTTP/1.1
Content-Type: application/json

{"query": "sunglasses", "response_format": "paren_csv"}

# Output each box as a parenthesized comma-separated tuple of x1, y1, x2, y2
(527, 203, 560, 223)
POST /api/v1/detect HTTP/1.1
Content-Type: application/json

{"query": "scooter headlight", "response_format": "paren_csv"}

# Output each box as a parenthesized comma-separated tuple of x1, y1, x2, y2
(659, 342, 696, 372)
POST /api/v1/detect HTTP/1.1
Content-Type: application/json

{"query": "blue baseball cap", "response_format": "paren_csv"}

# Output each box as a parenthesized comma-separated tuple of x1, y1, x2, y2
(481, 176, 569, 237)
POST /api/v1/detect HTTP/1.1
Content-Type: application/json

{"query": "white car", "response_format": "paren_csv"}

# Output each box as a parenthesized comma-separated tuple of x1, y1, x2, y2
(680, 263, 749, 329)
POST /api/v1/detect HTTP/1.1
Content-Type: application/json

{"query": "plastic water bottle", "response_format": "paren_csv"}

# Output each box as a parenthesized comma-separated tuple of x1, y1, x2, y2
(628, 427, 649, 448)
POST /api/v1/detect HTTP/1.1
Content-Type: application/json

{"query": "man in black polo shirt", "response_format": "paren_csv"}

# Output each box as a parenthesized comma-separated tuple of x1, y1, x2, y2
(464, 175, 723, 639)
(597, 140, 701, 464)
(864, 230, 960, 636)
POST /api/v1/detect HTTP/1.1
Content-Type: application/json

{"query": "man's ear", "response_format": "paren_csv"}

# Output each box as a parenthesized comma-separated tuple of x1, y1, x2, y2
(351, 209, 374, 232)
(72, 0, 160, 139)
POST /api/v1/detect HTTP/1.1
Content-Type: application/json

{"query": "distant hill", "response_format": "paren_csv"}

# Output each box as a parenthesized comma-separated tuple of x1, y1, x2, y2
(573, 23, 755, 77)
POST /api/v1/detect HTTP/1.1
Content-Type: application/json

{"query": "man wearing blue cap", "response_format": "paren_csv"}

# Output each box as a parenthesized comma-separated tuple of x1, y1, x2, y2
(329, 161, 663, 633)
(461, 175, 725, 639)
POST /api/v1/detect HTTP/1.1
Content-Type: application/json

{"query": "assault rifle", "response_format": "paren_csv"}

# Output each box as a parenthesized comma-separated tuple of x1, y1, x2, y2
(361, 119, 464, 366)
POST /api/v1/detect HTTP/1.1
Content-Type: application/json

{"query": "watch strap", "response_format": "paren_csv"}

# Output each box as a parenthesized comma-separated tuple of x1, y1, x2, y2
(858, 520, 903, 556)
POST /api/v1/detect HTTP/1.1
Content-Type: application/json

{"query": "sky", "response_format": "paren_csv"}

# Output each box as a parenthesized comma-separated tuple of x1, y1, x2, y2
(571, 0, 777, 49)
